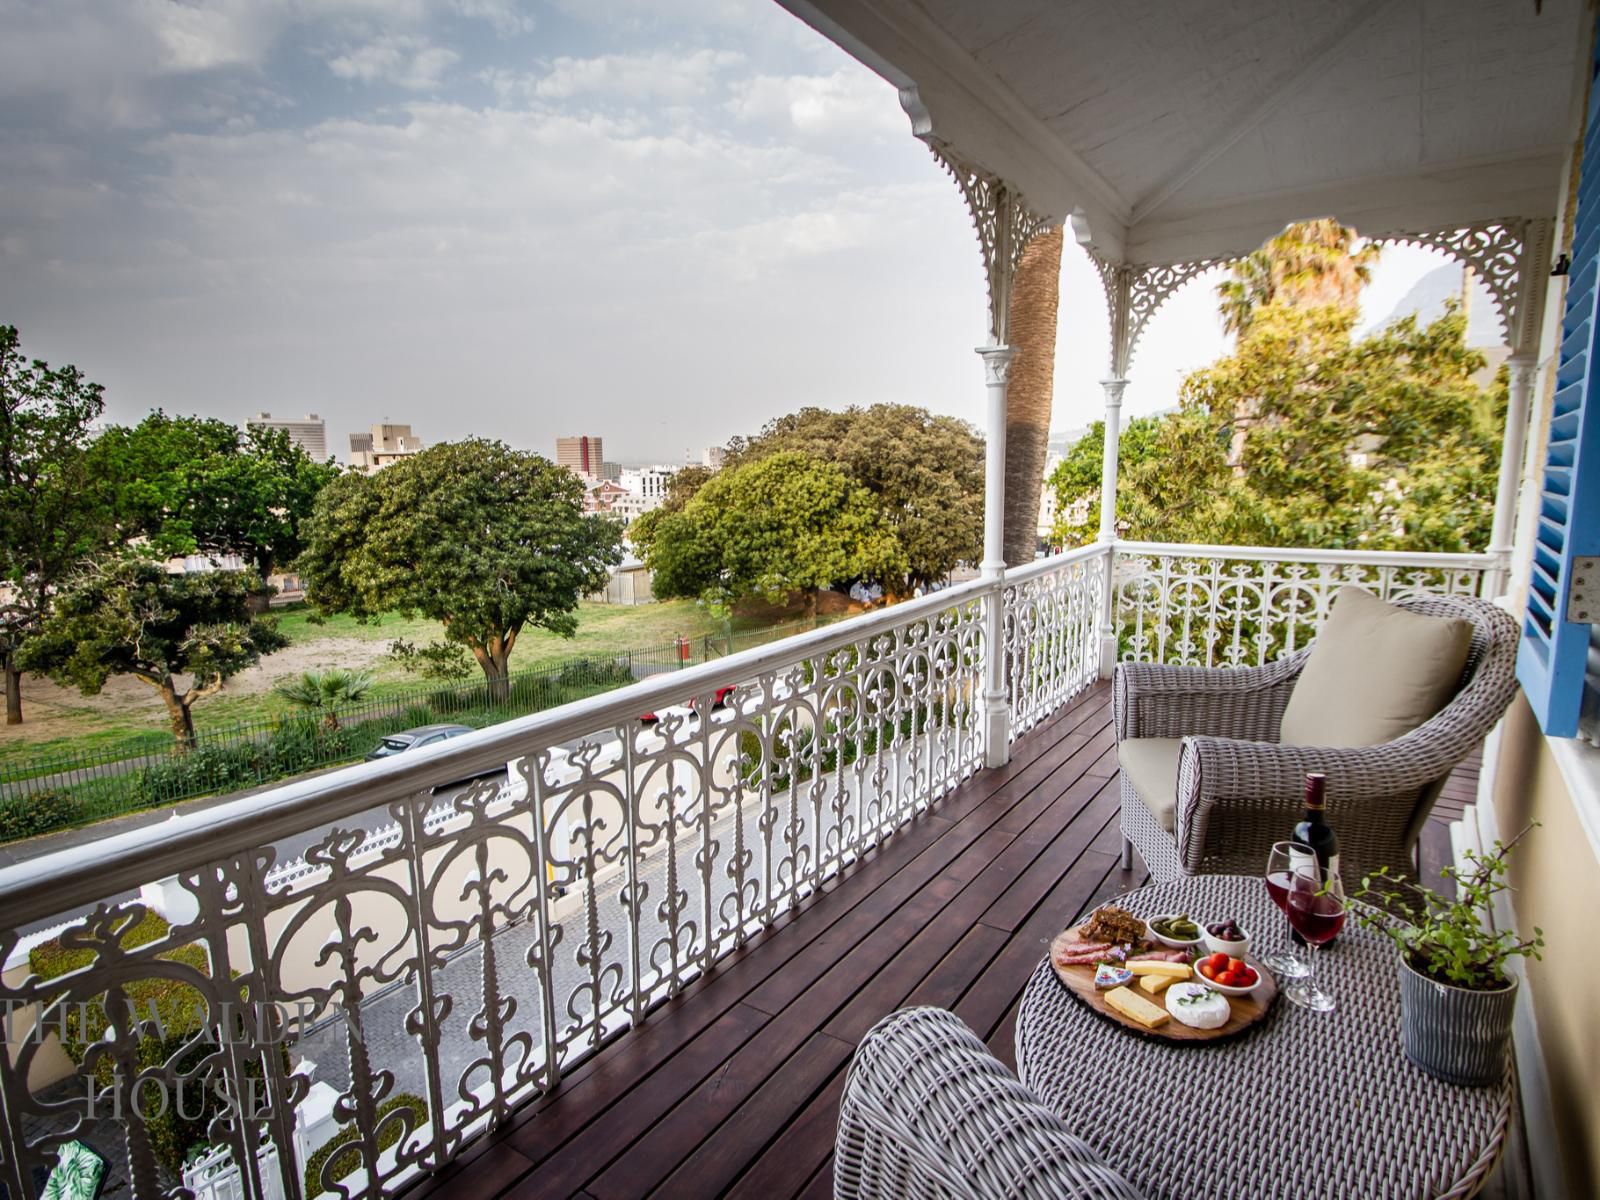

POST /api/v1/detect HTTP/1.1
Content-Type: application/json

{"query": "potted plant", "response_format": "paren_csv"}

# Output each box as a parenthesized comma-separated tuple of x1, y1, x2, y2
(1353, 827, 1544, 1087)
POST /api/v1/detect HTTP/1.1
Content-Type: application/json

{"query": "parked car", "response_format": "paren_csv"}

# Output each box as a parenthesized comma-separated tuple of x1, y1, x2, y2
(365, 723, 476, 760)
(639, 686, 736, 724)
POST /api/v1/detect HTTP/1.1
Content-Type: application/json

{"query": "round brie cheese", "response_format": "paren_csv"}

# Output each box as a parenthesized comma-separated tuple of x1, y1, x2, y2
(1165, 982, 1230, 1029)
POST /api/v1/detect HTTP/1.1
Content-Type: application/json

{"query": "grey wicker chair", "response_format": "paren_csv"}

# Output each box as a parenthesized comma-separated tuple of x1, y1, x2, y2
(1114, 593, 1519, 889)
(835, 1007, 1145, 1200)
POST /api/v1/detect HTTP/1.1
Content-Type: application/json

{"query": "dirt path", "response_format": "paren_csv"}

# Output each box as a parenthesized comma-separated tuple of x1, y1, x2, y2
(1, 632, 399, 747)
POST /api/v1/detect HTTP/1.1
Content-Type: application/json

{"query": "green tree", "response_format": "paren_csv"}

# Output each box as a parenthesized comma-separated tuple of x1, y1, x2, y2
(1046, 415, 1164, 546)
(0, 326, 119, 724)
(645, 451, 906, 614)
(296, 439, 622, 698)
(95, 413, 340, 586)
(628, 464, 714, 559)
(19, 555, 287, 748)
(721, 405, 982, 594)
(274, 668, 376, 729)
(1118, 303, 1502, 551)
(1217, 218, 1379, 337)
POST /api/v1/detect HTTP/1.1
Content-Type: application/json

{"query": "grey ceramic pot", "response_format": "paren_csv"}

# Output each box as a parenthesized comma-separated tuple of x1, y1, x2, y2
(1398, 954, 1517, 1087)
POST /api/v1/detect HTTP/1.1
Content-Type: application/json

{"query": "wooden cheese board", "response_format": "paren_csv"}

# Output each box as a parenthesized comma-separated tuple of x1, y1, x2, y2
(1048, 926, 1278, 1044)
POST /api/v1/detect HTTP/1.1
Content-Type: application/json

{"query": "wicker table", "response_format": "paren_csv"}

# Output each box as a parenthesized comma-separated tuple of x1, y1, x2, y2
(1014, 875, 1512, 1200)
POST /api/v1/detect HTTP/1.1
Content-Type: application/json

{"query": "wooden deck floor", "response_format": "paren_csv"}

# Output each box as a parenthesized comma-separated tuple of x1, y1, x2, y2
(412, 680, 1487, 1200)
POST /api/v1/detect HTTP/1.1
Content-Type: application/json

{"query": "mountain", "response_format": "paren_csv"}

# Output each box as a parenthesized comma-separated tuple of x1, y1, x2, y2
(1370, 264, 1505, 347)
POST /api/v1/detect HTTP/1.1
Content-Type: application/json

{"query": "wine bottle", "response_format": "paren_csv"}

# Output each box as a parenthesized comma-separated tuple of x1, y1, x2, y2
(1289, 772, 1340, 945)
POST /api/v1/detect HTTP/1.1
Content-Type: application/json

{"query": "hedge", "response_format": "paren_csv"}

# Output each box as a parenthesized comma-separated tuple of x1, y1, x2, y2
(303, 1093, 428, 1198)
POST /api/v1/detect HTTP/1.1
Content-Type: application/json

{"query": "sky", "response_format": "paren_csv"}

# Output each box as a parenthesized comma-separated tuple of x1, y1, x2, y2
(1, 0, 1495, 465)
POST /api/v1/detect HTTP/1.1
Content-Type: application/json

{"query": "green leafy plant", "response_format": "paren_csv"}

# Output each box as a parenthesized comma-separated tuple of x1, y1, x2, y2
(303, 1093, 427, 1197)
(272, 668, 376, 729)
(1352, 825, 1544, 991)
(0, 789, 82, 841)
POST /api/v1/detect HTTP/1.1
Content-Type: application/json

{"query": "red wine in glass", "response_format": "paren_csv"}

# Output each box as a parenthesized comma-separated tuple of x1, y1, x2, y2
(1287, 890, 1347, 944)
(1265, 869, 1294, 912)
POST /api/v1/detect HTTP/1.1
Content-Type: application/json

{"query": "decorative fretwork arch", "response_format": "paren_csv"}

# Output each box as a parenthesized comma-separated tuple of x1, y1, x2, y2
(1370, 219, 1533, 349)
(1088, 251, 1234, 377)
(926, 142, 1055, 344)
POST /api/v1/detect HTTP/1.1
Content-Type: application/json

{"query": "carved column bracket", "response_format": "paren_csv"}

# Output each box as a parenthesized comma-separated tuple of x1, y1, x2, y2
(1089, 251, 1233, 376)
(927, 142, 1054, 344)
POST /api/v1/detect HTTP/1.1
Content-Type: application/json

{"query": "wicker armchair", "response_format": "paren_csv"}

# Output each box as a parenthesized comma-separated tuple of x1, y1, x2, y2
(834, 1007, 1144, 1200)
(1114, 594, 1518, 888)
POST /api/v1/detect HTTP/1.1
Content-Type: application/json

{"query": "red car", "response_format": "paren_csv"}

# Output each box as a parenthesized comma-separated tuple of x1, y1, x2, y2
(639, 686, 736, 724)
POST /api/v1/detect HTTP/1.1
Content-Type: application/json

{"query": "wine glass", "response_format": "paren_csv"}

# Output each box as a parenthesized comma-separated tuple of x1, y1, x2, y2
(1283, 862, 1348, 1012)
(1261, 842, 1311, 979)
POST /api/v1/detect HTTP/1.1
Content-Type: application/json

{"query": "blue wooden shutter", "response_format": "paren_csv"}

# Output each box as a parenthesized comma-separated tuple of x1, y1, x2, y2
(1518, 47, 1600, 737)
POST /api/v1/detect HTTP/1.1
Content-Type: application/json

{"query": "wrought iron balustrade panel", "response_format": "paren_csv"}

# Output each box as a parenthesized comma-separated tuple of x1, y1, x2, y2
(1112, 546, 1492, 668)
(0, 596, 988, 1200)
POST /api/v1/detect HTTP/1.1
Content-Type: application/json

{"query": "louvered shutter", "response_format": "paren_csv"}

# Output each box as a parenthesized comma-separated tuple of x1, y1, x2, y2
(1518, 49, 1600, 737)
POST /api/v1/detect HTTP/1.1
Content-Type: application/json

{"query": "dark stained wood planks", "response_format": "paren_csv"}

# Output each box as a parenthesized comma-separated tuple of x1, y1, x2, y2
(408, 682, 1484, 1200)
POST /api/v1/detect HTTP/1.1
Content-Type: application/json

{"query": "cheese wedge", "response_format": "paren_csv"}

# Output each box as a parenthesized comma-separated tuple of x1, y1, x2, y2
(1127, 960, 1191, 980)
(1103, 985, 1169, 1029)
(1138, 971, 1178, 996)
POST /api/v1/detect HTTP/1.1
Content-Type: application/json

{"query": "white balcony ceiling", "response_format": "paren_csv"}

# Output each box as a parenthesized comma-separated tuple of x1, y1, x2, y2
(781, 0, 1588, 262)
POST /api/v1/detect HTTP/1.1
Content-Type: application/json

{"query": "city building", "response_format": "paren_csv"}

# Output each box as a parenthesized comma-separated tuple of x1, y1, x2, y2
(702, 446, 726, 469)
(348, 423, 424, 473)
(246, 413, 329, 462)
(556, 435, 604, 478)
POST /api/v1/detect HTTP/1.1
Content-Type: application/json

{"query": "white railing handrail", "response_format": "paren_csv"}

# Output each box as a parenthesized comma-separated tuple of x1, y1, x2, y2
(1116, 540, 1495, 570)
(998, 541, 1111, 586)
(0, 576, 993, 927)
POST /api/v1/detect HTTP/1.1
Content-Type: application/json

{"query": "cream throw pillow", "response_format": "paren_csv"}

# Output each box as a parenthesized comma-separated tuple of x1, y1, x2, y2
(1277, 587, 1472, 748)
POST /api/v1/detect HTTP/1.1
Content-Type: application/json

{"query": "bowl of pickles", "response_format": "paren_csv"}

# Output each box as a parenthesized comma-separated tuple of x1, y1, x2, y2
(1146, 912, 1206, 948)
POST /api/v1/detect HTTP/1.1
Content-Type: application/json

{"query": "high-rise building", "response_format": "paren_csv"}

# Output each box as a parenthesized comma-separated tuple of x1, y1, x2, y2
(247, 413, 329, 462)
(556, 435, 604, 477)
(348, 423, 424, 473)
(702, 446, 726, 469)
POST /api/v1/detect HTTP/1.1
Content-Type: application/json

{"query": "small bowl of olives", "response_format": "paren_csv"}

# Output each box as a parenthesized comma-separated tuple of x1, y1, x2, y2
(1146, 912, 1205, 948)
(1202, 918, 1251, 958)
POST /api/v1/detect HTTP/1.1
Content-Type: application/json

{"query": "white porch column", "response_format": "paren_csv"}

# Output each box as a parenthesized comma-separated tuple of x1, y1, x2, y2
(1485, 353, 1537, 598)
(978, 344, 1017, 767)
(1096, 375, 1127, 677)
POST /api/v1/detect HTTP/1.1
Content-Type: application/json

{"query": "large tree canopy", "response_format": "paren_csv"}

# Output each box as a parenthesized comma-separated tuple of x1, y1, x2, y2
(20, 556, 286, 748)
(0, 325, 118, 725)
(1045, 415, 1164, 548)
(1052, 220, 1502, 554)
(296, 439, 622, 693)
(95, 412, 341, 581)
(1062, 303, 1503, 552)
(644, 451, 906, 614)
(719, 404, 983, 592)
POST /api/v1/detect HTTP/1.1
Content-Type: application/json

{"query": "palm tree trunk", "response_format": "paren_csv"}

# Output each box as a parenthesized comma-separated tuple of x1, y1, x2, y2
(1003, 226, 1065, 567)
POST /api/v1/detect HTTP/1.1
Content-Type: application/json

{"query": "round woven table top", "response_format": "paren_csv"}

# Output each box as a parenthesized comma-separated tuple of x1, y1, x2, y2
(1015, 875, 1511, 1200)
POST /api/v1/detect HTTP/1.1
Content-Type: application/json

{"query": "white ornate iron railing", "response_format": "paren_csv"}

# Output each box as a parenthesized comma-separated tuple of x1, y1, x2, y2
(0, 538, 1497, 1200)
(1001, 546, 1107, 739)
(0, 579, 1007, 1200)
(1111, 541, 1495, 668)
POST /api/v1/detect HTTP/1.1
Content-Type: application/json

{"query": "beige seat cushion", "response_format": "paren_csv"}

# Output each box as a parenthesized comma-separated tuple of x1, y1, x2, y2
(1118, 737, 1183, 833)
(1279, 587, 1472, 748)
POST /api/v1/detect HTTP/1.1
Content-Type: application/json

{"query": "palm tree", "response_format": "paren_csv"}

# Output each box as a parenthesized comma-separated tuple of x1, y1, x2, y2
(1003, 225, 1065, 566)
(273, 668, 376, 730)
(1216, 218, 1379, 337)
(1215, 219, 1380, 471)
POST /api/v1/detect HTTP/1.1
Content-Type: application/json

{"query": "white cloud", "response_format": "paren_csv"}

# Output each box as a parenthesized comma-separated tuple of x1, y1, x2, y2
(327, 35, 460, 89)
(729, 68, 907, 138)
(519, 49, 745, 104)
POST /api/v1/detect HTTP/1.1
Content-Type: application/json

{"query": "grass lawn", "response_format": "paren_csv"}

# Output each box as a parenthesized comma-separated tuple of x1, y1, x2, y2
(0, 599, 814, 767)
